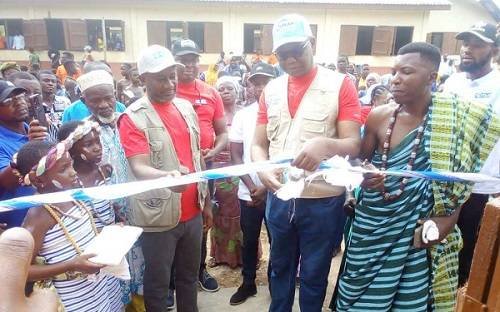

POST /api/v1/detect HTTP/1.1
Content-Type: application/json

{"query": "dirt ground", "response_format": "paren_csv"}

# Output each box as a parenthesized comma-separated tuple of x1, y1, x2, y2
(203, 228, 343, 311)
(206, 228, 271, 288)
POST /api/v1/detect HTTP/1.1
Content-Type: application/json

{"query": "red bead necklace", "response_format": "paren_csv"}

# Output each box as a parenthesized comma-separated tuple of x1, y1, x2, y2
(380, 104, 428, 201)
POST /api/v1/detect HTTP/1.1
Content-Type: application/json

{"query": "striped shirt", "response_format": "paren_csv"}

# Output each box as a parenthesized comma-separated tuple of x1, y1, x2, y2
(39, 204, 123, 312)
(44, 95, 70, 143)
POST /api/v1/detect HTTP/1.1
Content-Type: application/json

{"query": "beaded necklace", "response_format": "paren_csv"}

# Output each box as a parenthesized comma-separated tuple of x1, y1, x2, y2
(380, 104, 428, 202)
(43, 200, 98, 255)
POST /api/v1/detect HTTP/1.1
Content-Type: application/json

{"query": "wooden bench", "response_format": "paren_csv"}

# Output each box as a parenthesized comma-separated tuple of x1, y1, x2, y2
(456, 198, 500, 312)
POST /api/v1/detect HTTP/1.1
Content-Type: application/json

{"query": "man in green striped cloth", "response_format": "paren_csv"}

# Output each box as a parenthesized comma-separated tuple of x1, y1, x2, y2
(334, 42, 499, 311)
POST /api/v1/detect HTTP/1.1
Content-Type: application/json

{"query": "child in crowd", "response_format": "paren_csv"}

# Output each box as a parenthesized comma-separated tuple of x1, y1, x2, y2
(57, 120, 116, 229)
(16, 140, 123, 312)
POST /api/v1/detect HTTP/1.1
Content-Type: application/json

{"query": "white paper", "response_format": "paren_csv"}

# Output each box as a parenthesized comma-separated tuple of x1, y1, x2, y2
(84, 225, 143, 266)
(101, 257, 131, 280)
(422, 220, 439, 244)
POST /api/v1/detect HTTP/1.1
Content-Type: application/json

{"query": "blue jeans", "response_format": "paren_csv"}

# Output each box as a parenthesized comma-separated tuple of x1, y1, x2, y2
(266, 192, 346, 312)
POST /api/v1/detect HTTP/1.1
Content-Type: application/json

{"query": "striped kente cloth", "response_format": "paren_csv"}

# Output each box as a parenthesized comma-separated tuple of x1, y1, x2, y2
(427, 93, 499, 311)
(336, 94, 499, 312)
(336, 126, 433, 311)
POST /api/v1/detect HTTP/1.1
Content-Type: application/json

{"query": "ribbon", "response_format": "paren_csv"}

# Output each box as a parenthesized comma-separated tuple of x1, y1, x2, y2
(1, 156, 498, 212)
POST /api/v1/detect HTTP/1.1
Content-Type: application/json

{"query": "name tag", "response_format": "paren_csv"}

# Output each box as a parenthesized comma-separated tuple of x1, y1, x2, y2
(195, 99, 208, 105)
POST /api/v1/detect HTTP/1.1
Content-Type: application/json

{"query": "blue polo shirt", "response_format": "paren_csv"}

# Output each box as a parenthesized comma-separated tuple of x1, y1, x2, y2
(62, 99, 126, 123)
(0, 123, 34, 228)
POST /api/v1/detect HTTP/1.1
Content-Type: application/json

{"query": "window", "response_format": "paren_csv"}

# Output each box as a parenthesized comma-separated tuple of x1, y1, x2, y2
(355, 26, 374, 55)
(430, 32, 444, 49)
(188, 22, 205, 52)
(46, 19, 65, 50)
(244, 23, 318, 55)
(244, 23, 273, 54)
(167, 21, 186, 49)
(393, 27, 413, 55)
(4, 18, 125, 52)
(105, 20, 125, 51)
(339, 25, 414, 56)
(147, 21, 222, 53)
(86, 19, 102, 50)
(86, 19, 126, 51)
(427, 32, 460, 55)
(0, 19, 24, 50)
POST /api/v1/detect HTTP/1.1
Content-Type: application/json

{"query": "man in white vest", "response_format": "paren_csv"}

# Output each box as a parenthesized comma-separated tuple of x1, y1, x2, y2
(252, 14, 361, 311)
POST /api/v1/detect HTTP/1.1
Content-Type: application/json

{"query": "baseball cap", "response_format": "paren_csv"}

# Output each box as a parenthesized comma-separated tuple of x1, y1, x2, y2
(272, 14, 313, 52)
(171, 39, 201, 57)
(137, 45, 183, 75)
(0, 62, 20, 74)
(248, 62, 275, 81)
(0, 80, 26, 103)
(456, 22, 497, 45)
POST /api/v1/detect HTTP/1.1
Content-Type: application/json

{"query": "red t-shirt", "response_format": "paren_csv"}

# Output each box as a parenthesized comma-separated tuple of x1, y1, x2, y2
(118, 102, 200, 222)
(257, 67, 361, 124)
(177, 79, 225, 150)
(360, 106, 372, 125)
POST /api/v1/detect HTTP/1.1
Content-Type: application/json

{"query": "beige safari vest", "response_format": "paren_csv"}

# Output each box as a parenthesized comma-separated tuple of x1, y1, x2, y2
(265, 66, 346, 198)
(121, 96, 207, 232)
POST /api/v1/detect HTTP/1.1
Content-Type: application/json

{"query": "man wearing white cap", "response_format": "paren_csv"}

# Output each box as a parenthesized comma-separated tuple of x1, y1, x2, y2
(252, 14, 361, 311)
(77, 69, 129, 192)
(117, 45, 210, 312)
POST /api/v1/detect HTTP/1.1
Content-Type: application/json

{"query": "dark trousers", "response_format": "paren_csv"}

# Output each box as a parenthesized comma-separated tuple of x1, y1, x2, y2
(457, 193, 489, 286)
(142, 214, 202, 312)
(200, 231, 208, 272)
(240, 199, 268, 285)
(266, 192, 346, 312)
(199, 160, 214, 272)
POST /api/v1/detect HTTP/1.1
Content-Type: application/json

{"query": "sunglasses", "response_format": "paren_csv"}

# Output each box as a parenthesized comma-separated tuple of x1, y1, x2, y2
(0, 92, 26, 106)
(275, 41, 310, 60)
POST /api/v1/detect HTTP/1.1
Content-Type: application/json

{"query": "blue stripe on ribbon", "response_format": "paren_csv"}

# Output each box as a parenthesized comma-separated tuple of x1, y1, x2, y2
(0, 157, 494, 212)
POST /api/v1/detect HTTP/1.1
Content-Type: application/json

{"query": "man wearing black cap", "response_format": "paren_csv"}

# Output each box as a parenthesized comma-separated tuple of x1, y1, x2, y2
(0, 81, 47, 229)
(443, 21, 499, 286)
(172, 39, 227, 293)
(444, 22, 498, 103)
(229, 62, 275, 305)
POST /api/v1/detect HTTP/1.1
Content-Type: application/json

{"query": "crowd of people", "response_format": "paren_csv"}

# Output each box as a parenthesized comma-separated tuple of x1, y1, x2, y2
(0, 13, 498, 312)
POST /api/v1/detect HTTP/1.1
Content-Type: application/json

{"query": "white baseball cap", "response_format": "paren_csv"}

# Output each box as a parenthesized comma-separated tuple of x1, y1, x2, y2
(137, 45, 183, 75)
(272, 14, 313, 52)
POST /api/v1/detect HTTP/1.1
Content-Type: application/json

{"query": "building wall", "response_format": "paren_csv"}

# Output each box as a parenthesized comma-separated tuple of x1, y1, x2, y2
(0, 0, 495, 73)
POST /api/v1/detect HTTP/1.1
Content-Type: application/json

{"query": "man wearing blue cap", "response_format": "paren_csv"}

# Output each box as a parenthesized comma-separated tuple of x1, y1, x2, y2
(252, 14, 361, 311)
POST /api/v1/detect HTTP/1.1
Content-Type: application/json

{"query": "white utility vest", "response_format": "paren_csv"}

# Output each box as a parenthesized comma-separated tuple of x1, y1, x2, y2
(265, 66, 346, 198)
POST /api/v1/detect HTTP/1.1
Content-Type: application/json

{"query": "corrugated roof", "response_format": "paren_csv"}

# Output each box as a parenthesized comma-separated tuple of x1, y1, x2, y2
(186, 0, 452, 9)
(192, 0, 451, 5)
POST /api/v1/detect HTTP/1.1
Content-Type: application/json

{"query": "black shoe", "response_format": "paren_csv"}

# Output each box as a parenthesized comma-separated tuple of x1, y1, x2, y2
(198, 268, 220, 292)
(229, 283, 257, 305)
(166, 288, 175, 311)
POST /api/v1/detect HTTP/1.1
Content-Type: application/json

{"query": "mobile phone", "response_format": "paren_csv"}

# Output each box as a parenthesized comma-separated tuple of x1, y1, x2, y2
(27, 94, 49, 128)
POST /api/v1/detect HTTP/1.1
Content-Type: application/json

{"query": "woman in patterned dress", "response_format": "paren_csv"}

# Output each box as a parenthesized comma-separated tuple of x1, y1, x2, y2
(210, 77, 244, 268)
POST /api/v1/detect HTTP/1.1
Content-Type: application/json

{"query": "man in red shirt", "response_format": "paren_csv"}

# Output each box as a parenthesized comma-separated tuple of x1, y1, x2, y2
(252, 14, 361, 311)
(172, 39, 227, 293)
(118, 45, 212, 312)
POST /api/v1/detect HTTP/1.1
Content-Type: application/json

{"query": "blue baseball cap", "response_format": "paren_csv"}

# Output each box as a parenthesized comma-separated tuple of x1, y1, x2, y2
(272, 14, 313, 52)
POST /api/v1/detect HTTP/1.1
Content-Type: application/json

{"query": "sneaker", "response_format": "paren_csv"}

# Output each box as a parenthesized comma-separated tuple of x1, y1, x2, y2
(198, 268, 220, 292)
(166, 288, 175, 311)
(229, 283, 257, 305)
